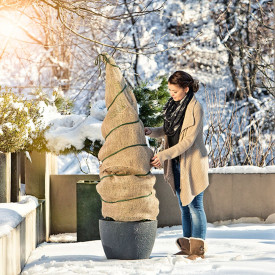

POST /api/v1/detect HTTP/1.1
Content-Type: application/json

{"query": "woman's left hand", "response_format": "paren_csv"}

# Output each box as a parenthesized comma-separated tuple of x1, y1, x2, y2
(151, 155, 162, 168)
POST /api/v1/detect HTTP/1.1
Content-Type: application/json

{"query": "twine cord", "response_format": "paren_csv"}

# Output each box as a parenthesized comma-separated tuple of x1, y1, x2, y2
(107, 84, 127, 111)
(100, 171, 151, 181)
(105, 119, 140, 140)
(101, 143, 147, 163)
(95, 53, 120, 77)
(100, 192, 152, 204)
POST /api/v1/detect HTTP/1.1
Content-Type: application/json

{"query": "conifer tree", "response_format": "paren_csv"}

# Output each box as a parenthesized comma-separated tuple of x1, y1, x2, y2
(133, 76, 170, 148)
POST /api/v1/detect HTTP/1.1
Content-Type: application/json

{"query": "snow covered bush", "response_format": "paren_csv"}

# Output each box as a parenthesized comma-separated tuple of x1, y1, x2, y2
(35, 95, 104, 158)
(0, 88, 47, 153)
(0, 87, 92, 155)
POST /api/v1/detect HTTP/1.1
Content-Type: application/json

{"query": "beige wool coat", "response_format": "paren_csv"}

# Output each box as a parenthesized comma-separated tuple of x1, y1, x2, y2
(149, 95, 209, 206)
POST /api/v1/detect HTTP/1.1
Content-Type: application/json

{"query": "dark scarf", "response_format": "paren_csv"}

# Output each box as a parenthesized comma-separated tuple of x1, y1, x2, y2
(163, 91, 194, 137)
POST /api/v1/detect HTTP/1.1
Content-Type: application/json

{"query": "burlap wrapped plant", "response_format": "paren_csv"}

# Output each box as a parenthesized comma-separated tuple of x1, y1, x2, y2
(96, 54, 159, 222)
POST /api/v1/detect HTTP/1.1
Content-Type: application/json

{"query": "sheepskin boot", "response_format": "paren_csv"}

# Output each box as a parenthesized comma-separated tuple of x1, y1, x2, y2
(174, 237, 190, 255)
(187, 237, 205, 260)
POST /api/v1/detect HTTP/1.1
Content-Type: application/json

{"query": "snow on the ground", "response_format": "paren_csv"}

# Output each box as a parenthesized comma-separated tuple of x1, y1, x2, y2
(209, 166, 275, 174)
(21, 223, 275, 275)
(49, 233, 77, 243)
(0, 195, 38, 237)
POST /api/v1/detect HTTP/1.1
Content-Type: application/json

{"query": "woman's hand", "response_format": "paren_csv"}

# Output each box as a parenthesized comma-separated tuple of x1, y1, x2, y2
(144, 127, 152, 136)
(151, 155, 162, 168)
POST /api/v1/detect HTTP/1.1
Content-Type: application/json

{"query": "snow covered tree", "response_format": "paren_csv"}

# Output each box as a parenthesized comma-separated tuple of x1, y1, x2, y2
(0, 0, 167, 114)
(133, 76, 169, 127)
(212, 0, 274, 99)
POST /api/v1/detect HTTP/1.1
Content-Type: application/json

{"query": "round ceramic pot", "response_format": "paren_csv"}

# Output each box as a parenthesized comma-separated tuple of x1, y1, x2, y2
(99, 219, 158, 260)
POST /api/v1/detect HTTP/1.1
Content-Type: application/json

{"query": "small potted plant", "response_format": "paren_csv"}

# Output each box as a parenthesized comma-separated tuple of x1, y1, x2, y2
(96, 54, 159, 260)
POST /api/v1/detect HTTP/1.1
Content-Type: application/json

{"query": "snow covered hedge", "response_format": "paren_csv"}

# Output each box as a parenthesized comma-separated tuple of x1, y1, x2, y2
(41, 100, 104, 156)
(0, 89, 47, 153)
(0, 88, 104, 156)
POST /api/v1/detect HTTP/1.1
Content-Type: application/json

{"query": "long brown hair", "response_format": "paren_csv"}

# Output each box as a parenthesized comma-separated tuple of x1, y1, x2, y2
(168, 71, 199, 93)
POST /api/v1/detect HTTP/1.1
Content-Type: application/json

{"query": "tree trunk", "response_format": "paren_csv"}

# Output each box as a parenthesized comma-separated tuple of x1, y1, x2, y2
(0, 153, 11, 203)
(228, 51, 243, 99)
(124, 0, 140, 86)
(274, 0, 275, 86)
(11, 152, 21, 202)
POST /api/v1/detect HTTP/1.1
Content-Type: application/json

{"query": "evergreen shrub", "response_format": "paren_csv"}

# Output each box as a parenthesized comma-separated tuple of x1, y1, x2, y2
(133, 76, 170, 148)
(0, 88, 47, 153)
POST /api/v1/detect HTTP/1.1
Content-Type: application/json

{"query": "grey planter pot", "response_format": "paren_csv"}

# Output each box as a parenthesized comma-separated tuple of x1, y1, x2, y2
(99, 219, 157, 260)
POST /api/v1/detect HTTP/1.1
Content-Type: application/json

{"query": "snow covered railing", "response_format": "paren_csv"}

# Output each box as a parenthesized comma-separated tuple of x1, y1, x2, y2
(0, 196, 46, 275)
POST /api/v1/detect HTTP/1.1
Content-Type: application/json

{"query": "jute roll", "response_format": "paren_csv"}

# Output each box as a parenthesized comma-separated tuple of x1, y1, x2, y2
(96, 53, 159, 221)
(97, 174, 159, 221)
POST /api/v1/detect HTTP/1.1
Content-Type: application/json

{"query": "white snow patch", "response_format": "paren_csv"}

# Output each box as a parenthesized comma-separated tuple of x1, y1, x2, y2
(265, 213, 275, 224)
(58, 153, 99, 175)
(44, 113, 103, 154)
(0, 195, 38, 238)
(89, 100, 107, 121)
(49, 233, 77, 243)
(209, 165, 275, 174)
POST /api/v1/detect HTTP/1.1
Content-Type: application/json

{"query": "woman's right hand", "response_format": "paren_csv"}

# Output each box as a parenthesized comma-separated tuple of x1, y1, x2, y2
(144, 127, 152, 136)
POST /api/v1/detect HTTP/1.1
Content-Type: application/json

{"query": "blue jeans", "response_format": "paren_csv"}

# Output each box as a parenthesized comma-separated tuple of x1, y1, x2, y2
(172, 160, 207, 239)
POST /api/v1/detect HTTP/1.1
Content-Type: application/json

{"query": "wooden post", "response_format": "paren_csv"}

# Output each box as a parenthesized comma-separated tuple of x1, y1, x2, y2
(25, 151, 57, 241)
(0, 153, 11, 203)
(20, 151, 26, 185)
(11, 152, 21, 202)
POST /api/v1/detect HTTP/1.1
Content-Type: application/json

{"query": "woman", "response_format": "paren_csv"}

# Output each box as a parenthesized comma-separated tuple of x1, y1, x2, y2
(145, 71, 209, 260)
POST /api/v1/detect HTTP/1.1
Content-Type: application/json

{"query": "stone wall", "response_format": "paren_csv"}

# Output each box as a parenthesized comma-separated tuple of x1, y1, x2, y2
(50, 172, 275, 233)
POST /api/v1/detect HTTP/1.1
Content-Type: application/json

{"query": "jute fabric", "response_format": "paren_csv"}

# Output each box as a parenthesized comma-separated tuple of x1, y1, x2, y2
(97, 54, 159, 221)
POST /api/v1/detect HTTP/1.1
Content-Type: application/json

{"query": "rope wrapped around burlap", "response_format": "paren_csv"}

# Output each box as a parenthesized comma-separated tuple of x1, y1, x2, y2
(96, 53, 159, 222)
